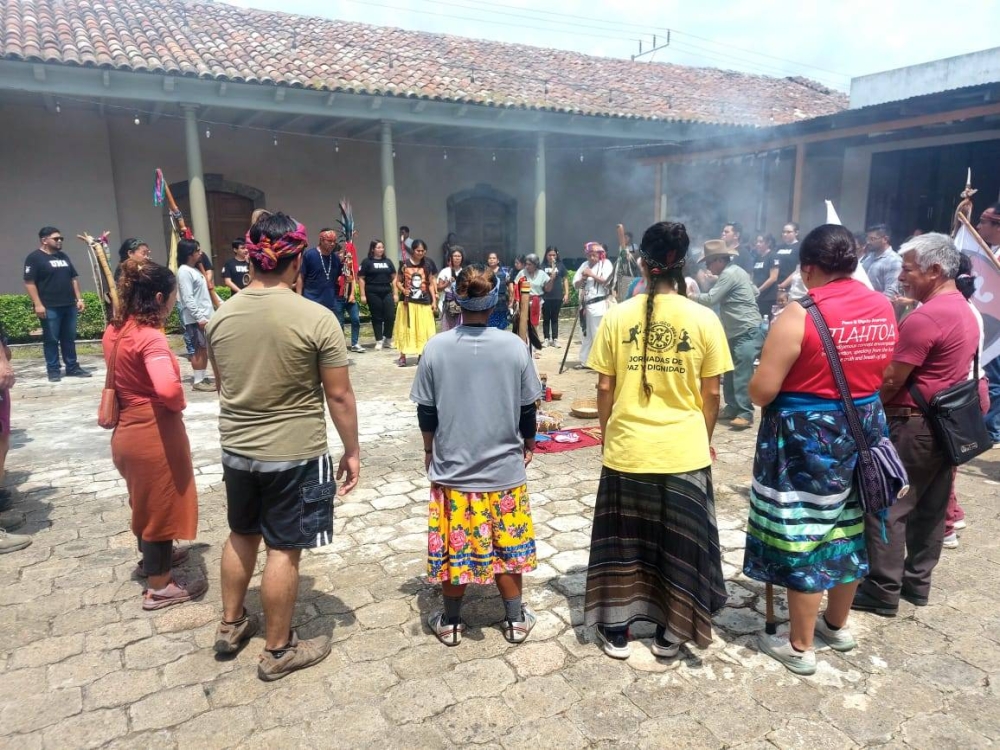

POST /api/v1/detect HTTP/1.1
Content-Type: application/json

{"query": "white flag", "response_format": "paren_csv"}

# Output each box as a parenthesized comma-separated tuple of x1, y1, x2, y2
(825, 199, 873, 290)
(955, 222, 1000, 363)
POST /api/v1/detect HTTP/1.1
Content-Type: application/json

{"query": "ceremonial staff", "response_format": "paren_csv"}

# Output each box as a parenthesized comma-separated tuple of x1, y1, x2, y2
(154, 169, 222, 308)
(77, 231, 118, 321)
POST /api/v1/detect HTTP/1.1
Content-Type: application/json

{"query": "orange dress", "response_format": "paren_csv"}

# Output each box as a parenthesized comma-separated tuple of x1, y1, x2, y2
(102, 323, 198, 542)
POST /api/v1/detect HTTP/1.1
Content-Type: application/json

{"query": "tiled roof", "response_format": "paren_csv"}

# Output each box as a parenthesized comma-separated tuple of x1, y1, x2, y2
(1, 0, 848, 126)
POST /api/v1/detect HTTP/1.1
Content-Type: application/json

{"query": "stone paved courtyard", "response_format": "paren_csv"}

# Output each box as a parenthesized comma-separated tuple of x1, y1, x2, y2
(1, 339, 998, 749)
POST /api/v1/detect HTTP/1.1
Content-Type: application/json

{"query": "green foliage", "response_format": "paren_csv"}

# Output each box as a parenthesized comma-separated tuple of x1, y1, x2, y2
(0, 295, 38, 343)
(565, 269, 579, 307)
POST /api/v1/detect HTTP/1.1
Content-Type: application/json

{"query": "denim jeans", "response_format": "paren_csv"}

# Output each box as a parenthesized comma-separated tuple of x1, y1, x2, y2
(339, 299, 360, 346)
(41, 305, 79, 375)
(983, 357, 1000, 442)
(722, 328, 764, 421)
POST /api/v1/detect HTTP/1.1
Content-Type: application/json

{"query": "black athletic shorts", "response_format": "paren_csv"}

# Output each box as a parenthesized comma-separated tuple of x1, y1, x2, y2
(222, 450, 336, 549)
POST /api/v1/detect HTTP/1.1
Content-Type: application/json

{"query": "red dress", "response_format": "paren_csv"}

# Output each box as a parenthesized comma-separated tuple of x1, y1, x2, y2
(102, 323, 198, 542)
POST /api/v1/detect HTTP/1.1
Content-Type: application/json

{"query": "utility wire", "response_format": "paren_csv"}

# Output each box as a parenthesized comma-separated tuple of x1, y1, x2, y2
(390, 0, 853, 79)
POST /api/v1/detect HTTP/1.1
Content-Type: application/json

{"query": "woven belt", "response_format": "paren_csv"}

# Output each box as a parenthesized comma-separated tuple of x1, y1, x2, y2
(884, 407, 922, 418)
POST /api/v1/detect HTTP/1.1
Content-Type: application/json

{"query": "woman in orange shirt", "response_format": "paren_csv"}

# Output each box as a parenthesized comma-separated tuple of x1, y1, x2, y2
(104, 260, 204, 610)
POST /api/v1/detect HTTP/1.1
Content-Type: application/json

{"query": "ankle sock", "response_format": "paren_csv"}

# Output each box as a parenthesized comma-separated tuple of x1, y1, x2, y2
(503, 596, 524, 623)
(443, 594, 463, 625)
(193, 369, 206, 384)
(823, 615, 841, 631)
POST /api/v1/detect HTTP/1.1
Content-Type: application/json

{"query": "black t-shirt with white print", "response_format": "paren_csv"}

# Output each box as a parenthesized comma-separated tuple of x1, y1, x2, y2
(222, 258, 251, 290)
(23, 249, 79, 307)
(359, 257, 397, 289)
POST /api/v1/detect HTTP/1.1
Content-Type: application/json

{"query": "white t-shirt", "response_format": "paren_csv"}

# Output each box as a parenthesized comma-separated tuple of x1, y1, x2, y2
(574, 259, 614, 316)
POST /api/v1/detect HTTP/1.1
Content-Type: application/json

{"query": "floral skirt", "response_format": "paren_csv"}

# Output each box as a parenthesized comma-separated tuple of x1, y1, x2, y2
(427, 483, 537, 585)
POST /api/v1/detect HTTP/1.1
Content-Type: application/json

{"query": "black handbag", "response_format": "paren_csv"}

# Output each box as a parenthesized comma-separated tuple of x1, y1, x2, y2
(800, 296, 910, 515)
(907, 349, 991, 466)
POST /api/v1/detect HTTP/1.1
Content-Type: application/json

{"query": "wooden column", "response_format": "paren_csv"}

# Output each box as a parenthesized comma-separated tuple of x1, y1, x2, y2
(791, 143, 805, 223)
(653, 162, 663, 223)
(380, 121, 399, 265)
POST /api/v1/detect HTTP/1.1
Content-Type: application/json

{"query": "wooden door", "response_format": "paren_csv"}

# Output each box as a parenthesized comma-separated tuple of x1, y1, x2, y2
(176, 192, 254, 268)
(208, 192, 254, 268)
(453, 197, 509, 265)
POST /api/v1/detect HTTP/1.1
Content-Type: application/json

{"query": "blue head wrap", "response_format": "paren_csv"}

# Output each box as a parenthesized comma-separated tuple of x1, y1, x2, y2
(457, 277, 500, 311)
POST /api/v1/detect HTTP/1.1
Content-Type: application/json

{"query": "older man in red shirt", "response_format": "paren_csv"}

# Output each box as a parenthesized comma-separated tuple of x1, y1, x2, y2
(853, 233, 978, 616)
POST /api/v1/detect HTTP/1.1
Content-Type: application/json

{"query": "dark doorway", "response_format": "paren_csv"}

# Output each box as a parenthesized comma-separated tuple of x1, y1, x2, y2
(177, 192, 254, 269)
(867, 140, 1000, 241)
(447, 185, 517, 265)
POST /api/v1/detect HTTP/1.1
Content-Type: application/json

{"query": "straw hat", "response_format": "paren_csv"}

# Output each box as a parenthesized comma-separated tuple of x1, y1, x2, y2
(700, 239, 737, 262)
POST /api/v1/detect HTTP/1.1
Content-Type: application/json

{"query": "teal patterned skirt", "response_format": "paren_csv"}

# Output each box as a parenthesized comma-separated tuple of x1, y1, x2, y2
(742, 392, 886, 593)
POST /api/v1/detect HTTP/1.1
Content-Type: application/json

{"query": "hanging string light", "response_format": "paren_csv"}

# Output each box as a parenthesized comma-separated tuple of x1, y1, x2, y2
(273, 133, 278, 146)
(133, 112, 141, 125)
(205, 125, 211, 138)
(55, 100, 61, 114)
(334, 139, 340, 153)
(443, 149, 448, 160)
(492, 151, 496, 162)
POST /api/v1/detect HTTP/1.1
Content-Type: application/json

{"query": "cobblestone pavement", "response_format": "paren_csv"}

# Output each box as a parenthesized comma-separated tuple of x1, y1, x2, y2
(1, 338, 999, 749)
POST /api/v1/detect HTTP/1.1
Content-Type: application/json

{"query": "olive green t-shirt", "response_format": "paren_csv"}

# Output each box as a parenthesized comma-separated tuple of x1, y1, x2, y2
(206, 287, 349, 461)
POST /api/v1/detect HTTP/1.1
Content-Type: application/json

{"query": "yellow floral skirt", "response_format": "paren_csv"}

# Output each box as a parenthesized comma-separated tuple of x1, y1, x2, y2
(394, 302, 435, 357)
(427, 483, 537, 585)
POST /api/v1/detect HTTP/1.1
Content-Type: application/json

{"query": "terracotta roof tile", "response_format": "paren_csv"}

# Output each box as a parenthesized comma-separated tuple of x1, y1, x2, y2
(0, 0, 847, 125)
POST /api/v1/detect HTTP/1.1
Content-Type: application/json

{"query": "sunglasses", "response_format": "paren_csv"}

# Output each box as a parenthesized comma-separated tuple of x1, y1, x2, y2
(49, 236, 64, 241)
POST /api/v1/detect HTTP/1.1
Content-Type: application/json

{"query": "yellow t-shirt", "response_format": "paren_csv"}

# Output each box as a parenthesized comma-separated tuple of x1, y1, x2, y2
(587, 294, 733, 474)
(206, 287, 349, 461)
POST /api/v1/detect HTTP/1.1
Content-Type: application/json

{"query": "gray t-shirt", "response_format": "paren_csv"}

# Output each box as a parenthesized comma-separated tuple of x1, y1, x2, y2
(410, 326, 543, 492)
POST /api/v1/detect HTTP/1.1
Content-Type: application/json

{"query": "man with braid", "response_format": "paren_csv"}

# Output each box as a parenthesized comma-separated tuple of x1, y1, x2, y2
(206, 212, 360, 681)
(583, 221, 731, 660)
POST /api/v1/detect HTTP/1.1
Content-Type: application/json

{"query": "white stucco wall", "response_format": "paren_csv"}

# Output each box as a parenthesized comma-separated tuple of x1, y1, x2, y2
(1, 107, 121, 293)
(0, 103, 660, 294)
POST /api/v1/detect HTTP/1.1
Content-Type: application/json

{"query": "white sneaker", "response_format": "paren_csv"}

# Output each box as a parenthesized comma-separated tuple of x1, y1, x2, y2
(550, 339, 560, 348)
(502, 605, 537, 645)
(953, 519, 967, 531)
(375, 340, 383, 351)
(349, 344, 365, 353)
(596, 626, 631, 660)
(427, 611, 463, 647)
(943, 532, 959, 549)
(757, 632, 816, 675)
(814, 614, 857, 652)
(385, 338, 394, 349)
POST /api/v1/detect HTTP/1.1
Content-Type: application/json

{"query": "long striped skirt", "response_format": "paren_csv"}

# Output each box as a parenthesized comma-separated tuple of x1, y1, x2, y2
(743, 393, 885, 593)
(584, 467, 727, 648)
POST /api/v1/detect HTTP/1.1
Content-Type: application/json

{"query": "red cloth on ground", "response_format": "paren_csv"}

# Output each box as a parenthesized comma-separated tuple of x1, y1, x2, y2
(534, 428, 602, 454)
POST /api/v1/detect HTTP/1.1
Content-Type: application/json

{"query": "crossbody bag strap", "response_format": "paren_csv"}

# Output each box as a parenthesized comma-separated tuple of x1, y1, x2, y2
(799, 296, 872, 455)
(105, 322, 132, 390)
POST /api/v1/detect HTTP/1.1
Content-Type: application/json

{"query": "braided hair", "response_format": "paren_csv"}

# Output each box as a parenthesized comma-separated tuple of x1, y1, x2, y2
(113, 259, 176, 329)
(638, 222, 690, 400)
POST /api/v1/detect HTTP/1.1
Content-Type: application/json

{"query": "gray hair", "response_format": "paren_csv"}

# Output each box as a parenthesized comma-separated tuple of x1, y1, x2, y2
(900, 232, 960, 279)
(525, 253, 540, 266)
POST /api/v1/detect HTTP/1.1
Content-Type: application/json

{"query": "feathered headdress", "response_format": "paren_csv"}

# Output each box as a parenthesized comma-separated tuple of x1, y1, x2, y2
(337, 199, 354, 245)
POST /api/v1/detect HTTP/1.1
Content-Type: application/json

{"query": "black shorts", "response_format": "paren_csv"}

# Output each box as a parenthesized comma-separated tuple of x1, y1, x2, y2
(222, 451, 336, 549)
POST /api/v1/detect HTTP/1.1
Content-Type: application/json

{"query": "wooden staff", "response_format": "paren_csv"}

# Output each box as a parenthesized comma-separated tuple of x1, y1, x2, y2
(558, 309, 578, 375)
(765, 584, 777, 635)
(517, 276, 530, 344)
(78, 232, 118, 318)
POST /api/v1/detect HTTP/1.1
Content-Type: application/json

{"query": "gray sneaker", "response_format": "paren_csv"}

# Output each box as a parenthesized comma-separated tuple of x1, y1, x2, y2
(214, 611, 259, 654)
(757, 632, 816, 675)
(257, 630, 332, 681)
(192, 381, 217, 392)
(0, 528, 31, 554)
(0, 511, 25, 532)
(502, 605, 537, 645)
(814, 615, 856, 652)
(428, 611, 464, 647)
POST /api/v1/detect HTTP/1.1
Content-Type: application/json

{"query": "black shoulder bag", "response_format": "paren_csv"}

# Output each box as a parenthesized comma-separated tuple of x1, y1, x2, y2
(907, 347, 990, 466)
(800, 296, 909, 515)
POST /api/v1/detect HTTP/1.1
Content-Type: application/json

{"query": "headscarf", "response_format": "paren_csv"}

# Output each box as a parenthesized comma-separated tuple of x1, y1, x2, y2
(245, 223, 309, 271)
(457, 277, 500, 311)
(585, 241, 606, 262)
